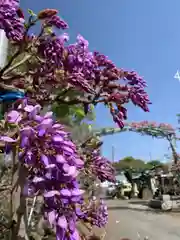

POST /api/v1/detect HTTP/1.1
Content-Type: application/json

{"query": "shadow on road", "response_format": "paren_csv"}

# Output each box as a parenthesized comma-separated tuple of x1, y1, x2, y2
(107, 205, 164, 213)
(128, 200, 148, 206)
(108, 205, 180, 215)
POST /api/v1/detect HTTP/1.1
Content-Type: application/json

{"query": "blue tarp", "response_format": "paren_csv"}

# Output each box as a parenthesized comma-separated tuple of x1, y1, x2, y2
(0, 90, 25, 102)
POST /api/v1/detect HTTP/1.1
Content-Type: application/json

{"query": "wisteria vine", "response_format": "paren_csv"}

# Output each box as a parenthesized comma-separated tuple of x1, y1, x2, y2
(0, 1, 151, 239)
(94, 121, 179, 165)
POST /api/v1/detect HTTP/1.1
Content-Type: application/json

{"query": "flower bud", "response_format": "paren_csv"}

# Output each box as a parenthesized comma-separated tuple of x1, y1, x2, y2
(38, 9, 58, 19)
(16, 8, 24, 19)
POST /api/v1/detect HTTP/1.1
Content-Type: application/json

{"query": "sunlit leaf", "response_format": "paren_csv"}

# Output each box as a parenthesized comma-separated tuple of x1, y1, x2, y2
(28, 9, 37, 17)
(74, 108, 85, 118)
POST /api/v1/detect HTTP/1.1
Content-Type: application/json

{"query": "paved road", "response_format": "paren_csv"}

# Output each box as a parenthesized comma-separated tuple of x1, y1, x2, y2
(104, 200, 180, 240)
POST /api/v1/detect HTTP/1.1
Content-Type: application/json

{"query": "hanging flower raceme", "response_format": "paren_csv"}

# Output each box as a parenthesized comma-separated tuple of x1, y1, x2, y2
(3, 99, 87, 239)
(90, 150, 116, 183)
(91, 199, 108, 227)
(81, 199, 108, 228)
(82, 138, 116, 183)
(0, 0, 24, 41)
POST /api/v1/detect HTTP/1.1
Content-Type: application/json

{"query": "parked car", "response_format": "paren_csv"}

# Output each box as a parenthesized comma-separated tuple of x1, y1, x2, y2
(106, 173, 133, 199)
(106, 183, 116, 195)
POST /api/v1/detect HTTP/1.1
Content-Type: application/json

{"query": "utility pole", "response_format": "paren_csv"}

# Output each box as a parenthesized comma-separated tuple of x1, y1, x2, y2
(149, 152, 152, 161)
(112, 145, 115, 163)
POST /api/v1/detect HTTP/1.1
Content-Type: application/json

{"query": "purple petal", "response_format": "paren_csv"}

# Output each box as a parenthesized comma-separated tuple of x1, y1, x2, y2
(63, 140, 75, 148)
(73, 158, 84, 167)
(44, 190, 60, 198)
(41, 118, 53, 125)
(56, 227, 65, 240)
(6, 110, 22, 123)
(61, 198, 69, 204)
(24, 105, 35, 112)
(52, 124, 61, 129)
(63, 146, 74, 154)
(47, 210, 56, 226)
(29, 105, 41, 118)
(60, 189, 71, 197)
(41, 155, 49, 166)
(20, 136, 29, 148)
(33, 115, 43, 122)
(53, 135, 63, 143)
(32, 176, 44, 183)
(71, 189, 84, 196)
(0, 136, 16, 142)
(57, 215, 68, 229)
(45, 164, 56, 169)
(70, 228, 80, 240)
(38, 128, 46, 137)
(55, 130, 67, 136)
(63, 164, 77, 177)
(21, 127, 35, 136)
(68, 218, 75, 232)
(24, 151, 34, 164)
(56, 155, 66, 163)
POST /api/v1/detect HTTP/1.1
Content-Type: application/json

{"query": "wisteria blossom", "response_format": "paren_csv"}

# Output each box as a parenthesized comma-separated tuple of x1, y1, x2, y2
(0, 1, 152, 239)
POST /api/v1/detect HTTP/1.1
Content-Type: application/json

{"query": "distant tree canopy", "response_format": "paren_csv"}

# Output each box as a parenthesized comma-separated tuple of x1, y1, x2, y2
(113, 156, 167, 172)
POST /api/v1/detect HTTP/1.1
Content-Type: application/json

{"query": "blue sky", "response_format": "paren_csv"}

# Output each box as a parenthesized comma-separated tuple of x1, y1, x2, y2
(21, 0, 180, 162)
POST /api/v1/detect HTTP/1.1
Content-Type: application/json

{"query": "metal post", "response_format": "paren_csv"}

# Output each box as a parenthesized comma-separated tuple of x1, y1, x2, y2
(0, 30, 8, 68)
(0, 30, 11, 161)
(0, 30, 8, 119)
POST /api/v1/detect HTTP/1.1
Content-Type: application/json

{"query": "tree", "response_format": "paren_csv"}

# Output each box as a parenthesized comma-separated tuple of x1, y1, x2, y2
(147, 160, 163, 168)
(113, 157, 147, 171)
(113, 157, 167, 172)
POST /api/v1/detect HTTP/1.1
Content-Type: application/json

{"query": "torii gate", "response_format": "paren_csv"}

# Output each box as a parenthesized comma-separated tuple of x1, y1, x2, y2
(93, 121, 179, 164)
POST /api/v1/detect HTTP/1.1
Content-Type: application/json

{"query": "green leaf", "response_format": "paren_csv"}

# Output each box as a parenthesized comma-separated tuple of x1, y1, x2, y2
(0, 113, 3, 120)
(89, 104, 94, 111)
(88, 124, 92, 132)
(52, 103, 70, 118)
(74, 108, 85, 118)
(28, 9, 37, 17)
(44, 26, 53, 34)
(24, 23, 28, 29)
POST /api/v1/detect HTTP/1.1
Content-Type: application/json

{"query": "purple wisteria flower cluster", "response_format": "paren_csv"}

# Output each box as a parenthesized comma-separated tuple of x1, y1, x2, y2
(81, 137, 116, 184)
(81, 199, 108, 228)
(85, 149, 116, 183)
(4, 99, 86, 239)
(0, 0, 24, 41)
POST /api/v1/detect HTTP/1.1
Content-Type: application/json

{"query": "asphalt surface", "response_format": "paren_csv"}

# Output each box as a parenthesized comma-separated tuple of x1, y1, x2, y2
(104, 199, 180, 240)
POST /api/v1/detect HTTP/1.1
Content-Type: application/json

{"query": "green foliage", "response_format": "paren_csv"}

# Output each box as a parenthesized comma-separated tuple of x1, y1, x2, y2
(113, 156, 166, 172)
(70, 122, 93, 144)
(113, 157, 146, 171)
(52, 102, 95, 127)
(147, 160, 163, 167)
